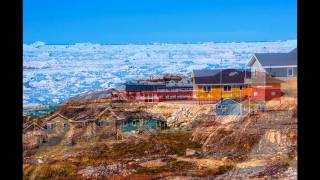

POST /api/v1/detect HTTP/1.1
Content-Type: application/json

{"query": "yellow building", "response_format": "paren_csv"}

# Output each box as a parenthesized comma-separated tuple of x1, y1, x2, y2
(192, 69, 250, 101)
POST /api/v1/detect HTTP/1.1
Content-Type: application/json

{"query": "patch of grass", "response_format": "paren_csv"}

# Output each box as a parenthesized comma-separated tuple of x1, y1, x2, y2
(135, 160, 197, 175)
(35, 145, 71, 158)
(154, 131, 202, 156)
(169, 161, 197, 171)
(24, 130, 204, 179)
(99, 130, 202, 159)
(158, 105, 168, 109)
(103, 139, 153, 159)
(24, 163, 77, 180)
(135, 166, 170, 175)
(23, 164, 34, 180)
(77, 154, 113, 166)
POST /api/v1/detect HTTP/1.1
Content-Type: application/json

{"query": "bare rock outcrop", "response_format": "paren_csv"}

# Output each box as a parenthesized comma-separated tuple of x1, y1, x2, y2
(192, 108, 297, 162)
(67, 87, 119, 103)
(166, 104, 213, 128)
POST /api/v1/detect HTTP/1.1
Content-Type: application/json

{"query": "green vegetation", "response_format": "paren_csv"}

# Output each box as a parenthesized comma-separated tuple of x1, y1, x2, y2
(158, 105, 169, 109)
(24, 127, 245, 179)
(23, 163, 77, 180)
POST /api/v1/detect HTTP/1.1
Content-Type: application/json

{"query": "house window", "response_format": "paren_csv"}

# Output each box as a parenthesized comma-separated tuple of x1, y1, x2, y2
(203, 86, 211, 92)
(253, 69, 257, 77)
(217, 105, 223, 109)
(223, 85, 232, 92)
(254, 92, 258, 97)
(218, 105, 227, 113)
(287, 68, 293, 77)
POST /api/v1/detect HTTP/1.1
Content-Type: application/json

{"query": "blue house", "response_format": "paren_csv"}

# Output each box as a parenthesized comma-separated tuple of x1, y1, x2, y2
(215, 99, 241, 115)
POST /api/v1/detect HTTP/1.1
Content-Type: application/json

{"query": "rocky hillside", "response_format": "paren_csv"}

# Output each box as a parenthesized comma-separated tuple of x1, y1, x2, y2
(23, 97, 297, 179)
(192, 104, 297, 179)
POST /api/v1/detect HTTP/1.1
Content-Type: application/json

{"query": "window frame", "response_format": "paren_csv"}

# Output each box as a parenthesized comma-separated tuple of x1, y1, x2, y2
(223, 85, 232, 92)
(287, 68, 294, 77)
(203, 85, 212, 92)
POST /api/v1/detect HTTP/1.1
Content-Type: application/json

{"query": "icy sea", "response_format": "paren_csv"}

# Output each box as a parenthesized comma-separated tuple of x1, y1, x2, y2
(23, 40, 297, 109)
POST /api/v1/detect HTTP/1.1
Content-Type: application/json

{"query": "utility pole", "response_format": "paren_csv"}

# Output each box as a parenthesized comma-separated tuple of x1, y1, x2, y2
(220, 59, 223, 101)
(246, 66, 251, 115)
(240, 68, 244, 115)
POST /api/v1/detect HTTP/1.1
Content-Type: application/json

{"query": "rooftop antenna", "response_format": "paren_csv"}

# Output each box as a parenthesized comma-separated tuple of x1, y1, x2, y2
(270, 64, 272, 77)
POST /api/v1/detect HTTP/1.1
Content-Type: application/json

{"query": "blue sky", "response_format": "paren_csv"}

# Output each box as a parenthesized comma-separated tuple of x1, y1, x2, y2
(23, 0, 297, 44)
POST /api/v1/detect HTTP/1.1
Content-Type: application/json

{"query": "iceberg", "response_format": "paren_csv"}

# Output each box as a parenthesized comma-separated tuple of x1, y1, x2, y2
(23, 40, 297, 108)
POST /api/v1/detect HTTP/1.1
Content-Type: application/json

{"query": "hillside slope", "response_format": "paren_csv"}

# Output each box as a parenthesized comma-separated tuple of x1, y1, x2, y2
(23, 97, 297, 179)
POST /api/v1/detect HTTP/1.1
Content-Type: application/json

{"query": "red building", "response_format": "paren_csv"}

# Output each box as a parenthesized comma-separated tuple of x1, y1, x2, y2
(111, 82, 193, 103)
(247, 48, 297, 100)
(249, 75, 283, 101)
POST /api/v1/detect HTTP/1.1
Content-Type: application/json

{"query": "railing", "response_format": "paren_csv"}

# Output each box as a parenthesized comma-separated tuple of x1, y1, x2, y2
(111, 91, 194, 103)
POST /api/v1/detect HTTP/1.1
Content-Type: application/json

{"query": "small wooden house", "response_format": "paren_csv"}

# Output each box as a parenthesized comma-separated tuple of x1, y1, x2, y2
(95, 107, 123, 128)
(44, 113, 70, 131)
(23, 122, 47, 137)
(23, 123, 48, 149)
(215, 99, 241, 116)
(42, 113, 72, 145)
(120, 118, 167, 132)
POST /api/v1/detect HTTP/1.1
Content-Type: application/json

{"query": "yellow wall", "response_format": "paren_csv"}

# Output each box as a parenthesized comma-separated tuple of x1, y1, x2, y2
(193, 85, 249, 101)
